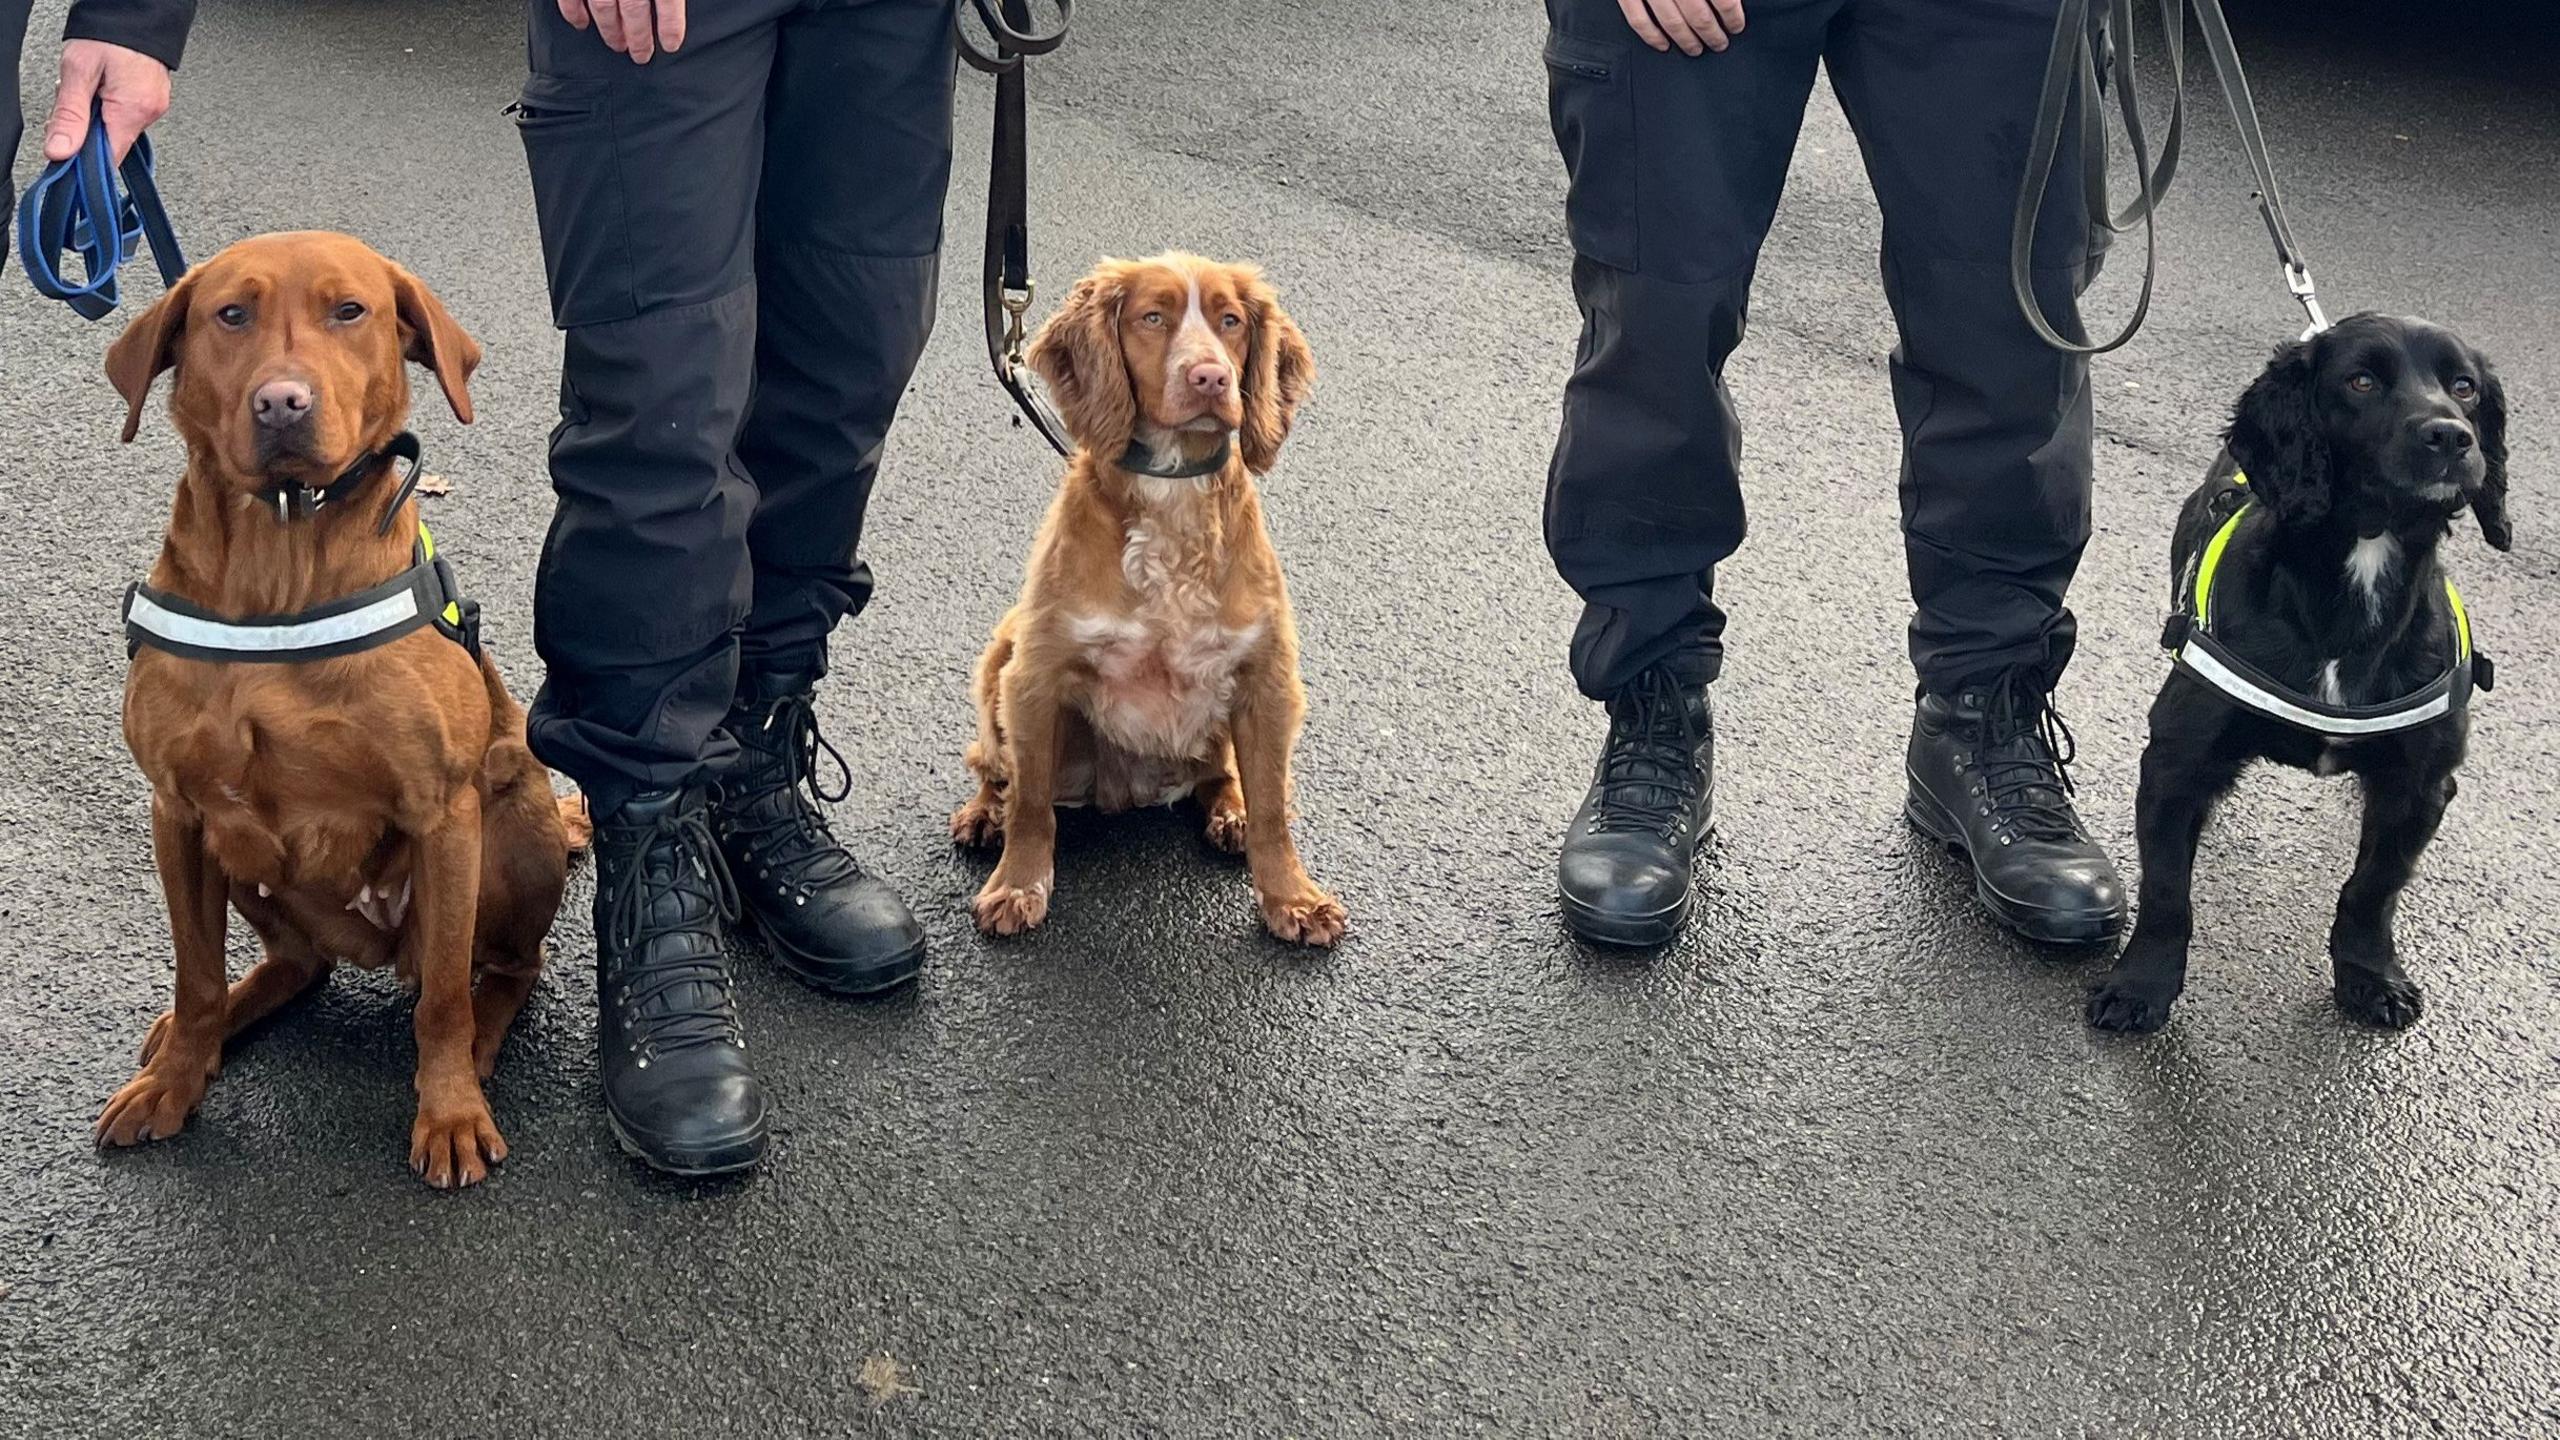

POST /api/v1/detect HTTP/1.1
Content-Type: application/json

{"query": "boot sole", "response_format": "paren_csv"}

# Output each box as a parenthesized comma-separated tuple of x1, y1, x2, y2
(604, 1105, 770, 1178)
(744, 911, 926, 998)
(1903, 781, 2125, 947)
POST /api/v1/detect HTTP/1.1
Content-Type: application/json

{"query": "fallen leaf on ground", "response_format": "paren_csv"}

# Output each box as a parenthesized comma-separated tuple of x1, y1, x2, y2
(857, 1353, 920, 1405)
(414, 473, 453, 497)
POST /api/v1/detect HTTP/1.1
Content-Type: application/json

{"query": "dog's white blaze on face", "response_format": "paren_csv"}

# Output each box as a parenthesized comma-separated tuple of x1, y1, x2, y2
(2345, 534, 2401, 622)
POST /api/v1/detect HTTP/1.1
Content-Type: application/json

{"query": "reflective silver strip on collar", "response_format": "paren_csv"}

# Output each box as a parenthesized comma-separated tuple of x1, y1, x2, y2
(2176, 641, 2451, 736)
(126, 587, 424, 655)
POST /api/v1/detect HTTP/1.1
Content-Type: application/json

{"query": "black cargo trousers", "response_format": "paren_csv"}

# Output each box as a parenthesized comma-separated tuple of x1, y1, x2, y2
(1542, 0, 2097, 701)
(516, 0, 955, 818)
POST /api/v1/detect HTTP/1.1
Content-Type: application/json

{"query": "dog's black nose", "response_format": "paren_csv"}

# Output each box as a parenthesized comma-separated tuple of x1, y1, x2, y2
(2420, 418, 2475, 455)
(251, 379, 314, 431)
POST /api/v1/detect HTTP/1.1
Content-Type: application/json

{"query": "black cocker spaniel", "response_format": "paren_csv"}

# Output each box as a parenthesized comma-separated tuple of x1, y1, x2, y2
(2089, 313, 2510, 1034)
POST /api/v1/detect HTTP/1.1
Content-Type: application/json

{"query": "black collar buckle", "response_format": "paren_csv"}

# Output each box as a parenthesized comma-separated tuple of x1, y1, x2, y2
(262, 431, 425, 531)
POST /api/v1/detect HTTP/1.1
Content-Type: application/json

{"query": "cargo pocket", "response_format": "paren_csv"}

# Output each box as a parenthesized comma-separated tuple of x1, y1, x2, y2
(1544, 33, 1639, 273)
(511, 73, 637, 328)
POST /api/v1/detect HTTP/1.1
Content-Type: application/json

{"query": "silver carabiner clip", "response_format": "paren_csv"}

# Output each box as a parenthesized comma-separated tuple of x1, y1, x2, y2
(2286, 262, 2331, 339)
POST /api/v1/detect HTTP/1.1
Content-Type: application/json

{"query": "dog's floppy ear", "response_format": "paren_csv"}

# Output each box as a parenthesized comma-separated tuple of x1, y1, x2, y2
(1237, 267, 1315, 476)
(391, 263, 482, 424)
(2471, 359, 2513, 551)
(103, 270, 199, 444)
(2225, 337, 2331, 528)
(1027, 260, 1137, 458)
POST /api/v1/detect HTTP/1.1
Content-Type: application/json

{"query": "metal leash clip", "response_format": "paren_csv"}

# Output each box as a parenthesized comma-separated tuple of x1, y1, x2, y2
(1000, 280, 1035, 370)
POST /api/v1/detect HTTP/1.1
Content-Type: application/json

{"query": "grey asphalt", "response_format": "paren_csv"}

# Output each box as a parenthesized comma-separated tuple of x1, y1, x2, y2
(3, 2, 2556, 1435)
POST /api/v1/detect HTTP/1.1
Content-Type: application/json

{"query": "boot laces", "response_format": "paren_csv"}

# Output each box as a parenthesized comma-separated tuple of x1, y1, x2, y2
(1590, 668, 1706, 837)
(1971, 672, 2086, 845)
(602, 800, 742, 1054)
(725, 692, 861, 890)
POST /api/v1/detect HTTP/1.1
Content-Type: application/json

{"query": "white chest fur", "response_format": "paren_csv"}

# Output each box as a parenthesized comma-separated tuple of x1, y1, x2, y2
(1065, 498, 1267, 761)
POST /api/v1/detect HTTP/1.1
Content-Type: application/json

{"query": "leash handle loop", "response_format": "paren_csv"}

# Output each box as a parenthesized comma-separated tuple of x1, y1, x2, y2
(969, 0, 1076, 457)
(2013, 0, 2329, 356)
(16, 114, 187, 321)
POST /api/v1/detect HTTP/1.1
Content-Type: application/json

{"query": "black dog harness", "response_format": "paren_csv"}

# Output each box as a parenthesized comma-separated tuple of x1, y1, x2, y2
(2160, 473, 2489, 737)
(123, 432, 481, 664)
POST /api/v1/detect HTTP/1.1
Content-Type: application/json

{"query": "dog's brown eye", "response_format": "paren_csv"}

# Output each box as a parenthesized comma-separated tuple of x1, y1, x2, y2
(1141, 311, 1165, 328)
(2450, 376, 2479, 401)
(1221, 314, 1242, 331)
(2346, 372, 2378, 394)
(332, 301, 367, 324)
(215, 304, 250, 329)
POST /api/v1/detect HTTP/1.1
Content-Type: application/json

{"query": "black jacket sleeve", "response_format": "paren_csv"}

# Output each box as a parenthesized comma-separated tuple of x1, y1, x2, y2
(61, 0, 197, 70)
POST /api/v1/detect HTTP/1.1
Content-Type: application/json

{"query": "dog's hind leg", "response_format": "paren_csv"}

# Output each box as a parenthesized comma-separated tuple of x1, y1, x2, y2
(953, 621, 1016, 849)
(469, 761, 570, 1081)
(2328, 772, 2454, 1029)
(140, 894, 334, 1069)
(2088, 725, 2249, 1034)
(1198, 734, 1248, 855)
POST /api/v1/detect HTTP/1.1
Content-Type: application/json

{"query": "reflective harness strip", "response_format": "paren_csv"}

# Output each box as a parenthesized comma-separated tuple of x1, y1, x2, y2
(124, 522, 479, 665)
(2166, 473, 2483, 737)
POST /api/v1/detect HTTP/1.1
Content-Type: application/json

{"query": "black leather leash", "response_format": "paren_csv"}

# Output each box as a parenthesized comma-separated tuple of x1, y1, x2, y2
(961, 0, 1075, 456)
(2013, 0, 2330, 356)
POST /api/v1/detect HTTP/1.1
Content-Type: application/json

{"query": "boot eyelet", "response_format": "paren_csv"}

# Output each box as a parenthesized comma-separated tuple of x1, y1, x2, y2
(635, 1055, 650, 1069)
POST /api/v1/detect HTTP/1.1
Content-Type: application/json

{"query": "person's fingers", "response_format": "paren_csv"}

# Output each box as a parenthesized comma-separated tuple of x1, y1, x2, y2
(1670, 0, 1733, 52)
(615, 0, 658, 62)
(557, 0, 593, 31)
(42, 52, 102, 161)
(1709, 0, 1746, 37)
(588, 0, 628, 54)
(1645, 0, 1707, 57)
(657, 0, 686, 54)
(98, 88, 167, 165)
(1616, 0, 1673, 52)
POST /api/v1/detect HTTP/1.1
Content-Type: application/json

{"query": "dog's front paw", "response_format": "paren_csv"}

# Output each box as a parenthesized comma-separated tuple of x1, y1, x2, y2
(2085, 973, 2180, 1034)
(410, 1097, 508, 1190)
(1259, 886, 1346, 947)
(2335, 965, 2424, 1030)
(95, 1051, 217, 1147)
(973, 874, 1052, 936)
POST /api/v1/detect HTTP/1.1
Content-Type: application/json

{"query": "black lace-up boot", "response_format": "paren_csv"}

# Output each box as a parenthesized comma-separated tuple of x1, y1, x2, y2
(1905, 671, 2127, 945)
(593, 787, 768, 1175)
(712, 673, 925, 996)
(1557, 666, 1716, 947)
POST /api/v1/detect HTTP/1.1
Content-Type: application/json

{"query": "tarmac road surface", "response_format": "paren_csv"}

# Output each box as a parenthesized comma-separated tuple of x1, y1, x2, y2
(1, 2, 2554, 1434)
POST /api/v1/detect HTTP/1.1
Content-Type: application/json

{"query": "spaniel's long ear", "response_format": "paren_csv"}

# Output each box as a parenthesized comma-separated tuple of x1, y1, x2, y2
(1236, 267, 1315, 476)
(103, 270, 198, 443)
(1027, 260, 1137, 458)
(2471, 359, 2513, 551)
(2225, 338, 2331, 528)
(391, 262, 481, 425)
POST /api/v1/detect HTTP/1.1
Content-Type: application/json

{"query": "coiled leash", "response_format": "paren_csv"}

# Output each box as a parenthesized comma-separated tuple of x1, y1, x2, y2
(16, 113, 187, 321)
(961, 0, 1075, 457)
(2013, 0, 2332, 355)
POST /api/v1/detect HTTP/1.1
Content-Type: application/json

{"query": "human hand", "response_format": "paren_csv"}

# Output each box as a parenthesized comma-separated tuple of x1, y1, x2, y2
(1617, 0, 1745, 56)
(558, 0, 687, 64)
(43, 40, 171, 164)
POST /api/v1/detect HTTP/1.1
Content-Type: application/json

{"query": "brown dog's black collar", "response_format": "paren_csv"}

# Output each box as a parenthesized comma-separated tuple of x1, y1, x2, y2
(261, 430, 423, 529)
(1115, 433, 1232, 480)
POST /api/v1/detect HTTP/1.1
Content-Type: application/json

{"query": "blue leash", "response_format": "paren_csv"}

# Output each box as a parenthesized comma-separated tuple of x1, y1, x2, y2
(16, 113, 187, 320)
